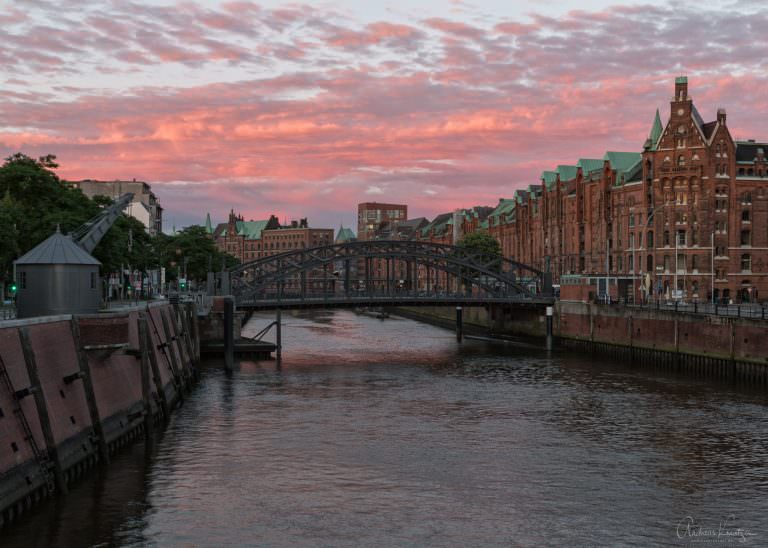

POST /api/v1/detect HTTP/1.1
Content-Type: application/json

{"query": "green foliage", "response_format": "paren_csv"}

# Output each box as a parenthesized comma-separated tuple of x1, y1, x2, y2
(156, 225, 238, 281)
(0, 153, 236, 289)
(457, 230, 502, 262)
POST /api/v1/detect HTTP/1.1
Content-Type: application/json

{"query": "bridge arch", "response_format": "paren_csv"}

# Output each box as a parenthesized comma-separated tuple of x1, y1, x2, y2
(229, 240, 549, 307)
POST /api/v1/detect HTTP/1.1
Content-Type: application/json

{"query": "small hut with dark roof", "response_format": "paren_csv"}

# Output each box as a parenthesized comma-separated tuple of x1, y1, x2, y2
(13, 228, 101, 318)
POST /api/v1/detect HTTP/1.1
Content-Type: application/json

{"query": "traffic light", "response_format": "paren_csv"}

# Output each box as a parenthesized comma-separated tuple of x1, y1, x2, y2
(9, 282, 17, 294)
(179, 278, 187, 291)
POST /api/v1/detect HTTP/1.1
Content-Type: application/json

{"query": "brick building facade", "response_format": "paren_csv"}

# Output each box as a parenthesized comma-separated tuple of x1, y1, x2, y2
(207, 210, 333, 264)
(486, 77, 767, 303)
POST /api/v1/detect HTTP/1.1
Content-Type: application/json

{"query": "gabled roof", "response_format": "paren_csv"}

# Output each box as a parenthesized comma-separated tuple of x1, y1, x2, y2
(603, 151, 641, 171)
(236, 219, 270, 240)
(421, 212, 453, 237)
(541, 171, 558, 191)
(335, 225, 356, 243)
(702, 121, 717, 140)
(556, 165, 578, 182)
(604, 151, 642, 186)
(577, 158, 603, 174)
(15, 230, 101, 266)
(488, 199, 516, 226)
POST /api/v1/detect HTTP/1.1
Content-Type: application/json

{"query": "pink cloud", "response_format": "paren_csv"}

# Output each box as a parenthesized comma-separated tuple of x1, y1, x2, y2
(2, 1, 768, 229)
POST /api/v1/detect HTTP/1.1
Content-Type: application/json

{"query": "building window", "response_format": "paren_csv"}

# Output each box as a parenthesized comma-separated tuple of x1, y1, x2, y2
(741, 191, 752, 203)
(742, 210, 750, 222)
(741, 254, 752, 272)
(691, 255, 698, 271)
(90, 272, 96, 289)
(628, 254, 634, 272)
(663, 230, 670, 246)
(677, 254, 686, 272)
(740, 230, 751, 246)
(664, 255, 671, 272)
(19, 271, 26, 289)
(646, 255, 653, 272)
(678, 155, 685, 166)
(677, 230, 686, 246)
(647, 231, 654, 248)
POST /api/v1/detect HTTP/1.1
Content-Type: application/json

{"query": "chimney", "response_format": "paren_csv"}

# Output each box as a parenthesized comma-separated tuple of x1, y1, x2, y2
(717, 108, 726, 125)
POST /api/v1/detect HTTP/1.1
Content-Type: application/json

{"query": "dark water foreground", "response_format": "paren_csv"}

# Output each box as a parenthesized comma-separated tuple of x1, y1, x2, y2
(2, 310, 767, 547)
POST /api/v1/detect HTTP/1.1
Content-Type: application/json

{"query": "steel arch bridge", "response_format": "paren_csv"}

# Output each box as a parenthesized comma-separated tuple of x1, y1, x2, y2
(229, 240, 553, 310)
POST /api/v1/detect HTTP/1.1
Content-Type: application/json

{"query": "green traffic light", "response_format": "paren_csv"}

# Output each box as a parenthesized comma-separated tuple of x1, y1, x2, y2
(9, 283, 17, 293)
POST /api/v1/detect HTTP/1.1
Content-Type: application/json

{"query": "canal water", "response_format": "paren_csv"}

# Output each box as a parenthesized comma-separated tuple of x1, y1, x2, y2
(3, 310, 768, 547)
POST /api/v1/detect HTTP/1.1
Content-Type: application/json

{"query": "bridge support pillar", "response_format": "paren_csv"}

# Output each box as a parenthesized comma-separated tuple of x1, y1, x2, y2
(221, 271, 231, 296)
(546, 305, 554, 351)
(224, 296, 234, 371)
(456, 306, 463, 342)
(275, 308, 282, 365)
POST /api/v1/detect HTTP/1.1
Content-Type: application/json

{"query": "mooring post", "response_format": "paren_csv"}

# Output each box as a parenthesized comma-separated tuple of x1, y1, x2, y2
(546, 305, 554, 351)
(224, 296, 234, 371)
(276, 308, 282, 365)
(456, 306, 463, 342)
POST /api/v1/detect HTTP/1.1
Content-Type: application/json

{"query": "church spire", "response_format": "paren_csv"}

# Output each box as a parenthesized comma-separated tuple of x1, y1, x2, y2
(205, 212, 213, 234)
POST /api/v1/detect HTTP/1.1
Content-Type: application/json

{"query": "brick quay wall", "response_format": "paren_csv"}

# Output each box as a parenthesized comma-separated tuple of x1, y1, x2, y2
(0, 302, 200, 528)
(396, 303, 768, 383)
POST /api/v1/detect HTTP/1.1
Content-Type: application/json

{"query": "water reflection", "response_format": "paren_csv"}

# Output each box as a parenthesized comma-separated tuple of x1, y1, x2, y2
(2, 309, 767, 547)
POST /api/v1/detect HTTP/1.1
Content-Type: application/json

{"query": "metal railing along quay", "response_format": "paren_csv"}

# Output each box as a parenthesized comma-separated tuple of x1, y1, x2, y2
(620, 301, 768, 320)
(0, 306, 16, 321)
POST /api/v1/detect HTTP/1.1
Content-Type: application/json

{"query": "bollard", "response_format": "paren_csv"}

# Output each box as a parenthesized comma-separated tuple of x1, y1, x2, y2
(546, 306, 554, 351)
(224, 296, 234, 371)
(456, 306, 463, 342)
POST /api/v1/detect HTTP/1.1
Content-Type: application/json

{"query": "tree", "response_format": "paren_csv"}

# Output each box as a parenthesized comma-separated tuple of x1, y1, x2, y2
(155, 225, 238, 283)
(457, 230, 502, 267)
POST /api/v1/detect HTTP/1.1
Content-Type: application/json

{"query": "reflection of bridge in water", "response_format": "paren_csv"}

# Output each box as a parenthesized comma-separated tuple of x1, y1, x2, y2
(228, 240, 554, 310)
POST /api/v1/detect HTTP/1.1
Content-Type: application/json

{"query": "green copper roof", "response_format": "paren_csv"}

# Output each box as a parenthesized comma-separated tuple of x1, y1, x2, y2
(556, 165, 578, 182)
(205, 212, 213, 234)
(335, 225, 356, 243)
(647, 109, 663, 151)
(603, 151, 641, 172)
(541, 171, 558, 191)
(603, 151, 642, 186)
(675, 76, 688, 84)
(489, 199, 516, 226)
(236, 219, 270, 240)
(577, 158, 604, 174)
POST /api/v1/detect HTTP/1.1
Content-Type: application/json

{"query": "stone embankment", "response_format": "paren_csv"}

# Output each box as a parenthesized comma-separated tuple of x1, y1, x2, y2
(0, 302, 199, 528)
(397, 302, 768, 383)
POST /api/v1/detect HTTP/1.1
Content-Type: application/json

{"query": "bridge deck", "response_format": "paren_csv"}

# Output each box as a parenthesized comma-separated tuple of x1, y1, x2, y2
(237, 295, 554, 311)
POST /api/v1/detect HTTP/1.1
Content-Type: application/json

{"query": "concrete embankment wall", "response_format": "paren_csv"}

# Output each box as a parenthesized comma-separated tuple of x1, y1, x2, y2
(0, 302, 199, 527)
(397, 303, 768, 382)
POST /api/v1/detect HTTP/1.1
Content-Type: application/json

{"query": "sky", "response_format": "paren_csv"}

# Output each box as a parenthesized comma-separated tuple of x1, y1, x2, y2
(2, 0, 768, 231)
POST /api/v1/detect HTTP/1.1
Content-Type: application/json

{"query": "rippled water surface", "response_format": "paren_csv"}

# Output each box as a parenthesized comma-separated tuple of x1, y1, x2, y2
(3, 310, 768, 547)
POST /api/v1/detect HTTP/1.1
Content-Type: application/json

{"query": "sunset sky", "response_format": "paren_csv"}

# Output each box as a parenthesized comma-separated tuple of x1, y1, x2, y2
(2, 0, 767, 231)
